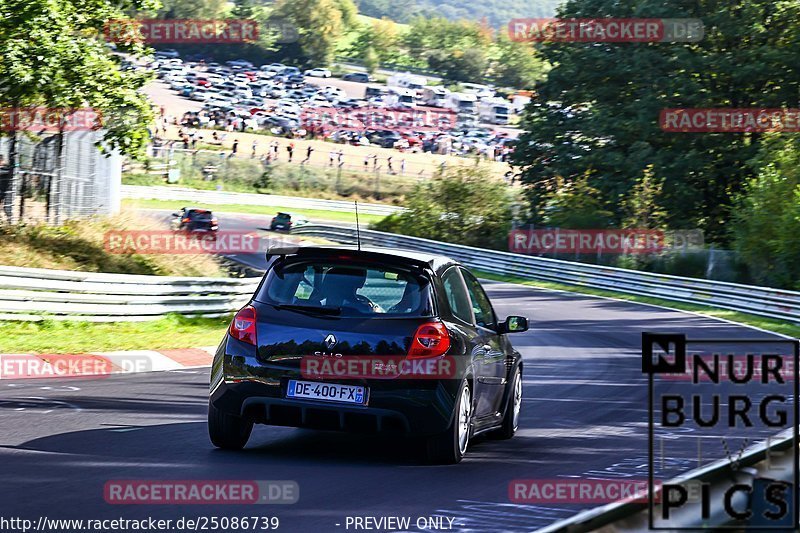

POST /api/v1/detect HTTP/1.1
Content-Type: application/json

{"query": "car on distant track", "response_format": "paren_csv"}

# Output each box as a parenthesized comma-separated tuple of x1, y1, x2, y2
(170, 208, 219, 233)
(208, 246, 528, 463)
(268, 212, 308, 231)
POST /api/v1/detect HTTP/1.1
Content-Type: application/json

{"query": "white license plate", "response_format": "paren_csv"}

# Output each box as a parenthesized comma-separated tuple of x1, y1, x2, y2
(286, 380, 367, 405)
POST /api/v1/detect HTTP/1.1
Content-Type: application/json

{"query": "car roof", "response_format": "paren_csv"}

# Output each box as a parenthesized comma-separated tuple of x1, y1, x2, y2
(265, 245, 457, 272)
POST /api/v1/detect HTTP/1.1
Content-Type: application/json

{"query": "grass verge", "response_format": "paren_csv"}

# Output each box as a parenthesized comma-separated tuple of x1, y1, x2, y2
(475, 270, 800, 339)
(0, 314, 231, 353)
(124, 198, 387, 225)
(0, 210, 227, 276)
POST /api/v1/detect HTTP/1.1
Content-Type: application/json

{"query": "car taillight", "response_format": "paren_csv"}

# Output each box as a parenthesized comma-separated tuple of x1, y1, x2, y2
(407, 322, 450, 358)
(182, 217, 190, 223)
(229, 306, 257, 345)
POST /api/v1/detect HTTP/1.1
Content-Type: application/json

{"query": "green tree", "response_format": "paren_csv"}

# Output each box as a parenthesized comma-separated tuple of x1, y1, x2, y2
(540, 174, 613, 229)
(274, 0, 344, 66)
(0, 0, 157, 157)
(332, 0, 358, 29)
(403, 16, 491, 68)
(491, 32, 549, 89)
(348, 18, 402, 64)
(732, 138, 800, 288)
(363, 47, 379, 74)
(622, 166, 667, 229)
(429, 47, 487, 82)
(373, 165, 514, 249)
(511, 0, 800, 243)
(158, 0, 228, 19)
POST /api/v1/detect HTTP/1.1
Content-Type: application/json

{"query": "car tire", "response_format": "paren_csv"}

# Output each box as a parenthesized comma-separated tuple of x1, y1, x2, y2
(208, 400, 253, 450)
(426, 380, 472, 464)
(492, 365, 522, 440)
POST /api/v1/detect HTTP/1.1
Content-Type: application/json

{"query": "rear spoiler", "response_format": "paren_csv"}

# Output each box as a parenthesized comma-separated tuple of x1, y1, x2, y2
(264, 245, 432, 270)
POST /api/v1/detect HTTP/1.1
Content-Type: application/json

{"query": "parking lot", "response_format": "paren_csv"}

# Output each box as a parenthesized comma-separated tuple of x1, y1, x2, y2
(137, 53, 520, 171)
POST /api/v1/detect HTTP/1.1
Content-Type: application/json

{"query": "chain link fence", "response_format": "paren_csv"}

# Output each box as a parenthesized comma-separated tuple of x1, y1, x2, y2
(0, 131, 122, 225)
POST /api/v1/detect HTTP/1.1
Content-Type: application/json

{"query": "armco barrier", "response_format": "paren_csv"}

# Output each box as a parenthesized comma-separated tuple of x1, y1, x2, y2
(121, 185, 404, 216)
(535, 430, 797, 532)
(3, 225, 800, 323)
(292, 225, 800, 323)
(0, 266, 260, 322)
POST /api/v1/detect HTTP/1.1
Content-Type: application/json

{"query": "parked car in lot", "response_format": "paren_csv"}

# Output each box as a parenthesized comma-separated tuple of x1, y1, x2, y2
(226, 59, 255, 69)
(170, 208, 218, 233)
(342, 72, 374, 83)
(304, 68, 332, 78)
(154, 49, 180, 59)
(208, 246, 528, 463)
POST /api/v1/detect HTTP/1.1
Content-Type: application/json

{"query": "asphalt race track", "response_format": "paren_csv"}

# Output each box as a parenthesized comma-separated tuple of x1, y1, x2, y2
(0, 267, 783, 532)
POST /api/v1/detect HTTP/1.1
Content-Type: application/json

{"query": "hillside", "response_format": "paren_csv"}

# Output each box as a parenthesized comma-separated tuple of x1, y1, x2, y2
(355, 0, 564, 27)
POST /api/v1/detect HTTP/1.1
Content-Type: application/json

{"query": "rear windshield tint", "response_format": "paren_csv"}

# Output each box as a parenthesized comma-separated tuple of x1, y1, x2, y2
(188, 210, 213, 220)
(275, 213, 291, 219)
(255, 260, 433, 317)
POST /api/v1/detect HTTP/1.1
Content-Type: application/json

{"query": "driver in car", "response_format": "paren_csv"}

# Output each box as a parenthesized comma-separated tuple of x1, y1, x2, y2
(319, 267, 380, 313)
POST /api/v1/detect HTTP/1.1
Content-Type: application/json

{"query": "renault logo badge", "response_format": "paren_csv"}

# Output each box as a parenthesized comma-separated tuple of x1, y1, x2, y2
(324, 334, 337, 350)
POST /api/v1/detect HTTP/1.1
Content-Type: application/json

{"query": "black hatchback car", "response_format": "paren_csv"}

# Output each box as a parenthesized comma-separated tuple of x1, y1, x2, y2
(208, 246, 528, 463)
(170, 207, 218, 233)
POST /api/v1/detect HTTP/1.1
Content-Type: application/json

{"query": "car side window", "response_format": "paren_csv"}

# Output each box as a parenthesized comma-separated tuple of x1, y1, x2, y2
(441, 267, 473, 324)
(461, 269, 496, 330)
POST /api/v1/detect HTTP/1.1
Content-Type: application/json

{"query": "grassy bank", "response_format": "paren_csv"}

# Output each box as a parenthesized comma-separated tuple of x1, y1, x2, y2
(0, 211, 227, 276)
(476, 270, 800, 338)
(0, 314, 230, 353)
(124, 198, 387, 225)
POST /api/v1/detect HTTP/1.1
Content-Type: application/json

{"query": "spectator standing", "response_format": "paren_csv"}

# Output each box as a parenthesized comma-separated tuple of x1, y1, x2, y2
(287, 142, 294, 162)
(231, 139, 239, 158)
(302, 145, 314, 165)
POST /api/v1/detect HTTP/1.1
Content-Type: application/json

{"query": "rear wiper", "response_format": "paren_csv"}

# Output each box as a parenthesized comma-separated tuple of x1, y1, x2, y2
(272, 304, 342, 316)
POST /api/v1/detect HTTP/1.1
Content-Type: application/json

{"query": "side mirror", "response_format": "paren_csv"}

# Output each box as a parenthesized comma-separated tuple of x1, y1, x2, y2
(171, 212, 180, 217)
(500, 316, 528, 334)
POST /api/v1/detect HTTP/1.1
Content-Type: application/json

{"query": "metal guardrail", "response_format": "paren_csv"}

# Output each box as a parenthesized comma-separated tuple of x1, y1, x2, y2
(121, 185, 405, 216)
(292, 225, 800, 323)
(4, 223, 800, 323)
(0, 266, 260, 322)
(536, 429, 797, 532)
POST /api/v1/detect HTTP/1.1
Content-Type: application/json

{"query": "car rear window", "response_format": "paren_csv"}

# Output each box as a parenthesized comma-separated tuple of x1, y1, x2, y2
(188, 210, 213, 220)
(255, 260, 434, 317)
(276, 213, 291, 220)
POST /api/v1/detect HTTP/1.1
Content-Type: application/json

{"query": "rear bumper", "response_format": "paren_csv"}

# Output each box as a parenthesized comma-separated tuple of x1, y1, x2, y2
(210, 339, 461, 436)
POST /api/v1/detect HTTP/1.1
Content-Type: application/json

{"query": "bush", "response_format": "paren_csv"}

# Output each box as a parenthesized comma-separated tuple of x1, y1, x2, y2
(731, 163, 800, 289)
(372, 165, 514, 249)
